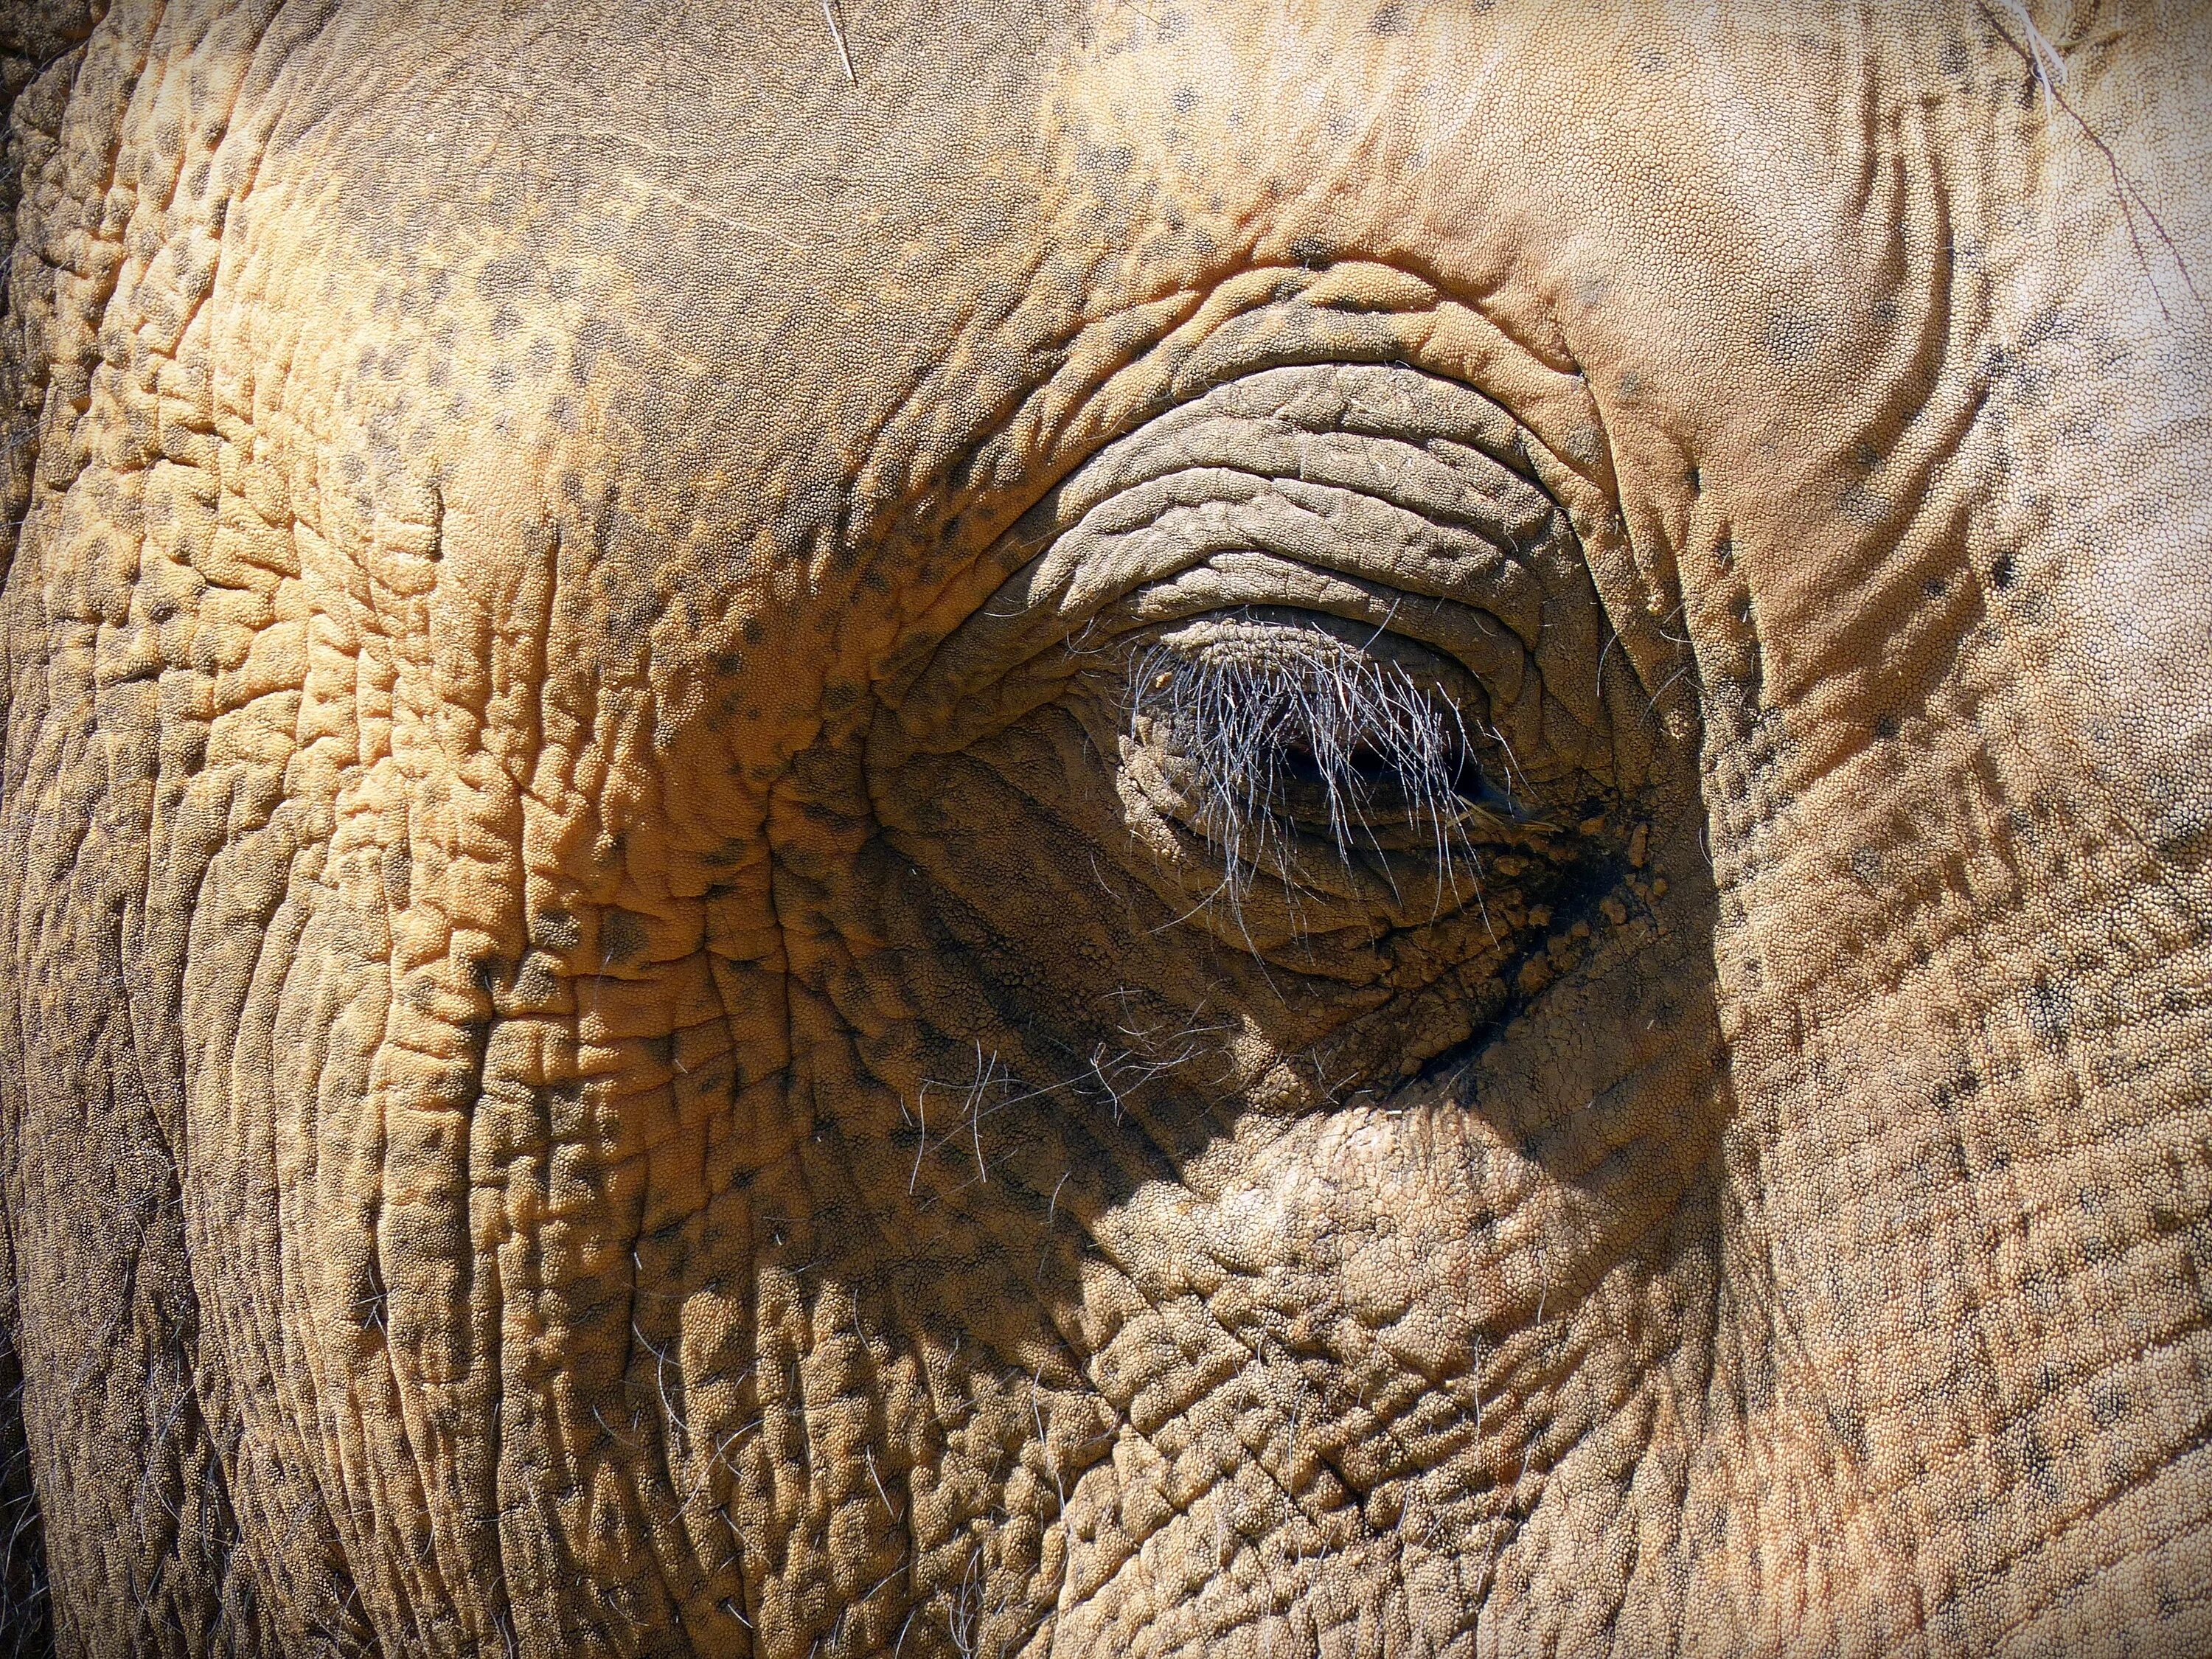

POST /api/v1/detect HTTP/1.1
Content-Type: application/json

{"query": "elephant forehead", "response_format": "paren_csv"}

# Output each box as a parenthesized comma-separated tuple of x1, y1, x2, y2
(198, 2, 1069, 762)
(216, 0, 1945, 726)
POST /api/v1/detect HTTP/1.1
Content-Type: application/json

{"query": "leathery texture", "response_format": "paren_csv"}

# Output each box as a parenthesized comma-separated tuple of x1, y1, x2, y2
(0, 1, 2208, 1656)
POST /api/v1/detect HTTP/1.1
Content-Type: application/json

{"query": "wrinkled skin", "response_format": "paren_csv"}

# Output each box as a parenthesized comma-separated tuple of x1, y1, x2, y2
(0, 1, 2208, 1654)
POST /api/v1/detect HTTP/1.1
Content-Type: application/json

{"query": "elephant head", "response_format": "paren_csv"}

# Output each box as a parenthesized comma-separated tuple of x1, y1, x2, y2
(1, 1, 2208, 1655)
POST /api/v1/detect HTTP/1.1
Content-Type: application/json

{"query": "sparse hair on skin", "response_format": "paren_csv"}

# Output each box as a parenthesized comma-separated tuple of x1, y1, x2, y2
(1127, 622, 1501, 908)
(0, 1368, 46, 1659)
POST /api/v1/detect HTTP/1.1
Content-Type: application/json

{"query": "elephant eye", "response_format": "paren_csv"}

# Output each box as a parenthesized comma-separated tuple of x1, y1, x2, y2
(1125, 613, 1516, 902)
(880, 360, 1613, 935)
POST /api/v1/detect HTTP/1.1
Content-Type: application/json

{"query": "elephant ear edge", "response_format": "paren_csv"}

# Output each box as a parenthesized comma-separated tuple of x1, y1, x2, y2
(0, 8, 131, 1654)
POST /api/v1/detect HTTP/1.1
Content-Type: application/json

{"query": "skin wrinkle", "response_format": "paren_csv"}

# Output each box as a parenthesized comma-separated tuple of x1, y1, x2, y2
(880, 265, 1652, 721)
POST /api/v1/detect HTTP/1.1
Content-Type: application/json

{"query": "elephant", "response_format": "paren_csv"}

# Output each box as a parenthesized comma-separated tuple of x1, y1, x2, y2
(0, 0, 2207, 1652)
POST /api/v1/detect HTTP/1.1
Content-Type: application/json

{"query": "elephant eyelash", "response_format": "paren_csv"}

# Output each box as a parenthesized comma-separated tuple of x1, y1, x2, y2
(1127, 625, 1504, 900)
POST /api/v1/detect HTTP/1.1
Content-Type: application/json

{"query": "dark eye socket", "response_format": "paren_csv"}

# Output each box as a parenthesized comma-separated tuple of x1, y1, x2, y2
(1127, 615, 1512, 894)
(1277, 731, 1478, 791)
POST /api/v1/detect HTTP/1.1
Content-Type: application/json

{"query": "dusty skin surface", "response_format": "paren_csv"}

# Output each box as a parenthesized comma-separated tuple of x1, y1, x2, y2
(0, 1, 2208, 1654)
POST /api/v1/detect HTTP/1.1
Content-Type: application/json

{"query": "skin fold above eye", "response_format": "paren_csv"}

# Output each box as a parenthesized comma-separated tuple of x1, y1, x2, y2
(886, 361, 1607, 773)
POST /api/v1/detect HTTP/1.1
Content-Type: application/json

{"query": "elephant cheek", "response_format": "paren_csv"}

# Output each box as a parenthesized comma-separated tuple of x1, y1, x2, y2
(1043, 950, 1731, 1653)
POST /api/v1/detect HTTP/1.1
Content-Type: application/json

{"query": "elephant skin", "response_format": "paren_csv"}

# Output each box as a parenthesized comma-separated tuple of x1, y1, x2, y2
(0, 1, 2208, 1655)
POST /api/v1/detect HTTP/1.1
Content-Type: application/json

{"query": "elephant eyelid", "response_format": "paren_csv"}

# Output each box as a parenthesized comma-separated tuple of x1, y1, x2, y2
(1127, 621, 1509, 902)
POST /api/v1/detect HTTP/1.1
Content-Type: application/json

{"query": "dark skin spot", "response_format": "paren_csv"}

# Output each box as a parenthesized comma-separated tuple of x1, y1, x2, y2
(2025, 979, 2073, 1052)
(537, 909, 582, 953)
(381, 844, 411, 908)
(600, 909, 650, 964)
(476, 253, 535, 298)
(1764, 310, 1823, 364)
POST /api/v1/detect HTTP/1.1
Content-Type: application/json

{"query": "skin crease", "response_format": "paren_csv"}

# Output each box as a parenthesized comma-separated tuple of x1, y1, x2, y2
(0, 0, 2208, 1654)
